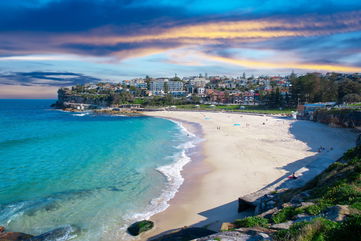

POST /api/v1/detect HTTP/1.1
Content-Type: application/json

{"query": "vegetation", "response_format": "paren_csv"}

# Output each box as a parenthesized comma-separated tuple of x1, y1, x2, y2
(272, 206, 302, 224)
(175, 104, 293, 114)
(233, 216, 269, 228)
(273, 218, 338, 241)
(226, 144, 361, 241)
(260, 72, 361, 109)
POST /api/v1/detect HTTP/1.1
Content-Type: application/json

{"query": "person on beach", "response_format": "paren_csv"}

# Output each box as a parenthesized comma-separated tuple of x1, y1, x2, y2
(288, 172, 298, 179)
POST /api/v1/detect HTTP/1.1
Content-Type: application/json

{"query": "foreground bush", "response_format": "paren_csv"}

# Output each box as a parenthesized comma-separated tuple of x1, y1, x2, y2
(233, 216, 269, 228)
(273, 218, 337, 241)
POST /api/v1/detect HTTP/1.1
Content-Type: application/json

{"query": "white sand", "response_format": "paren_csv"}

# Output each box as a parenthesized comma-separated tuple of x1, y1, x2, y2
(141, 111, 357, 239)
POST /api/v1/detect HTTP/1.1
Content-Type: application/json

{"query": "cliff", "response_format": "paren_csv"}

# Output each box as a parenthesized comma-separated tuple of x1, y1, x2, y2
(53, 88, 112, 109)
(313, 109, 361, 129)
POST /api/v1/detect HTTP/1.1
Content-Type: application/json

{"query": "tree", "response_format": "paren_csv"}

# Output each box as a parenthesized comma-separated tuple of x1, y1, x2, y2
(338, 80, 361, 103)
(343, 93, 361, 103)
(145, 75, 151, 90)
(163, 82, 169, 94)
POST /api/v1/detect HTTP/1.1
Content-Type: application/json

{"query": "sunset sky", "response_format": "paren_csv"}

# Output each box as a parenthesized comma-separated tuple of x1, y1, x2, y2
(1, 0, 361, 98)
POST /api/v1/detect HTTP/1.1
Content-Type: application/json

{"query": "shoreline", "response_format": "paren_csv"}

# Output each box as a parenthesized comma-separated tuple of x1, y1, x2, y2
(141, 110, 358, 240)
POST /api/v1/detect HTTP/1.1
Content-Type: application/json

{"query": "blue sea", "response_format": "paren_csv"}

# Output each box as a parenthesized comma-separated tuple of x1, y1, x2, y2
(0, 100, 196, 240)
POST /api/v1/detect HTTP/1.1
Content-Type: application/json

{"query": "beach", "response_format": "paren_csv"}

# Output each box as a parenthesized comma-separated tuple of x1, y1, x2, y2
(142, 111, 358, 240)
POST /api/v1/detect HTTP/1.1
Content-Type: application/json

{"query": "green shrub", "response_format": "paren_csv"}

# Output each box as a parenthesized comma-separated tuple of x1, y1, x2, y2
(233, 216, 269, 228)
(273, 218, 337, 241)
(273, 221, 310, 240)
(326, 162, 346, 171)
(351, 201, 361, 210)
(323, 183, 361, 205)
(304, 205, 323, 215)
(272, 207, 302, 224)
(331, 215, 361, 241)
(343, 145, 361, 161)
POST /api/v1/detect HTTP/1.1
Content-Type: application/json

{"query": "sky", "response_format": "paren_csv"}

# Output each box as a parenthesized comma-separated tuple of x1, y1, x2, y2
(0, 0, 361, 98)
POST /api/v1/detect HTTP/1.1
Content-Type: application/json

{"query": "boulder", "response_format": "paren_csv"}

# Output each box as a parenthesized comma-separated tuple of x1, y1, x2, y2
(281, 202, 294, 208)
(322, 205, 361, 222)
(258, 207, 278, 219)
(294, 214, 319, 223)
(238, 198, 256, 212)
(298, 202, 315, 208)
(150, 227, 215, 241)
(26, 225, 80, 241)
(290, 191, 310, 204)
(0, 227, 4, 233)
(270, 221, 294, 230)
(196, 231, 272, 241)
(0, 232, 33, 241)
(236, 227, 276, 235)
(127, 220, 154, 236)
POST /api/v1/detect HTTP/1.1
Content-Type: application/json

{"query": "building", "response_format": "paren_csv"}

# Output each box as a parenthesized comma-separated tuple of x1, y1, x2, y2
(150, 80, 185, 96)
(190, 77, 210, 88)
(297, 102, 336, 120)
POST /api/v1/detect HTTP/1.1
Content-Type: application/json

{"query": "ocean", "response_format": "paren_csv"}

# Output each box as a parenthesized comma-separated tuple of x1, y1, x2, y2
(0, 100, 196, 240)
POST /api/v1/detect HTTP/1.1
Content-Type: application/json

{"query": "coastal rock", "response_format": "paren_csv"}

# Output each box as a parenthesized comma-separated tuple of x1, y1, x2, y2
(266, 200, 276, 209)
(236, 227, 276, 235)
(290, 191, 310, 204)
(238, 198, 256, 212)
(196, 231, 272, 241)
(294, 214, 318, 223)
(0, 232, 33, 241)
(258, 207, 278, 219)
(149, 227, 216, 241)
(322, 205, 361, 222)
(127, 220, 154, 236)
(298, 202, 315, 208)
(270, 221, 294, 230)
(281, 202, 293, 208)
(27, 225, 80, 241)
(0, 227, 4, 233)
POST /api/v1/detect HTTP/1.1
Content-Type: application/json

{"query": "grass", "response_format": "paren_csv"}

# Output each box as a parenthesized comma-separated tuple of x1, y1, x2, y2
(273, 215, 361, 241)
(299, 204, 328, 216)
(348, 103, 361, 107)
(273, 218, 338, 241)
(233, 216, 269, 228)
(171, 104, 294, 114)
(272, 206, 303, 224)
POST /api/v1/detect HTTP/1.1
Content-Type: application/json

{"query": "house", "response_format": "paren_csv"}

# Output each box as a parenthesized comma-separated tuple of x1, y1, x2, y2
(297, 102, 336, 120)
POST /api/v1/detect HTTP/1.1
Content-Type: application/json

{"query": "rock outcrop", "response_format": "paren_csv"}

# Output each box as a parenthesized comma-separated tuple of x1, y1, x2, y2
(150, 227, 216, 241)
(323, 205, 361, 222)
(196, 230, 272, 241)
(27, 225, 80, 241)
(313, 109, 361, 129)
(0, 232, 33, 241)
(127, 220, 154, 236)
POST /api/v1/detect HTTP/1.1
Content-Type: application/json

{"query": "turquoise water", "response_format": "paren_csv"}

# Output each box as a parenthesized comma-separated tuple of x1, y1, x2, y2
(0, 100, 195, 240)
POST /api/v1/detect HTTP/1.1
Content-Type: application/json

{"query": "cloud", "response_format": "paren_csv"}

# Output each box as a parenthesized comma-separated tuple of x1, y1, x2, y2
(0, 0, 360, 86)
(0, 72, 101, 87)
(0, 84, 59, 99)
(204, 54, 361, 72)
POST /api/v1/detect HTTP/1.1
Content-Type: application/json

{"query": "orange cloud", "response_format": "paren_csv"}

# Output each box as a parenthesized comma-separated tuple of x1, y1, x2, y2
(204, 54, 361, 73)
(64, 10, 361, 45)
(0, 84, 58, 99)
(112, 47, 174, 60)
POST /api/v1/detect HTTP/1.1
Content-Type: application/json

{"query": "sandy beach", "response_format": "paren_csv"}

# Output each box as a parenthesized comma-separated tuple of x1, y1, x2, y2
(142, 111, 357, 240)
